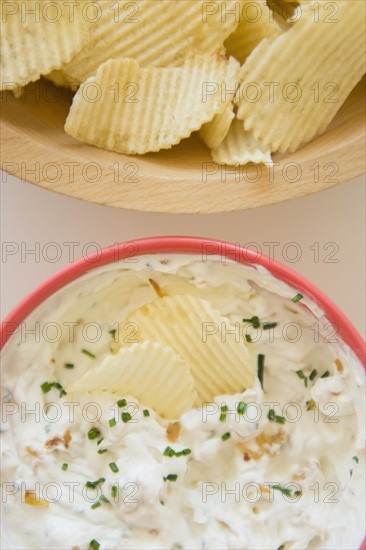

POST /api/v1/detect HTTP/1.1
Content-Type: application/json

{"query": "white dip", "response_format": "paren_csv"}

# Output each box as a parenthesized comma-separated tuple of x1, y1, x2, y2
(1, 254, 365, 550)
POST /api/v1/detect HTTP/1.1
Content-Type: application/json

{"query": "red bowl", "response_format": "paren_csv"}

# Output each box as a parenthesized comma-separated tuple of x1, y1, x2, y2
(1, 236, 365, 550)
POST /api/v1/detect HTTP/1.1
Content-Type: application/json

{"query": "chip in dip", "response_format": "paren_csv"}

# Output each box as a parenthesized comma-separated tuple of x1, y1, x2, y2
(1, 254, 365, 549)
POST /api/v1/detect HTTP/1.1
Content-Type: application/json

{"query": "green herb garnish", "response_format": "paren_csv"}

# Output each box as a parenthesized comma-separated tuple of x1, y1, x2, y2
(109, 462, 119, 473)
(257, 354, 265, 388)
(81, 348, 96, 359)
(245, 334, 252, 343)
(109, 329, 117, 338)
(109, 418, 116, 428)
(61, 463, 68, 471)
(296, 370, 308, 387)
(121, 412, 132, 423)
(97, 448, 108, 455)
(268, 409, 286, 424)
(40, 381, 66, 397)
(309, 369, 318, 381)
(163, 474, 178, 482)
(243, 316, 260, 329)
(64, 362, 74, 369)
(143, 409, 150, 417)
(111, 485, 118, 499)
(100, 495, 110, 504)
(221, 432, 231, 441)
(163, 446, 191, 457)
(89, 540, 100, 550)
(237, 401, 247, 415)
(352, 456, 359, 464)
(321, 370, 330, 378)
(117, 398, 127, 407)
(90, 501, 101, 510)
(263, 322, 278, 330)
(291, 293, 303, 303)
(87, 427, 101, 440)
(85, 478, 105, 489)
(272, 484, 301, 498)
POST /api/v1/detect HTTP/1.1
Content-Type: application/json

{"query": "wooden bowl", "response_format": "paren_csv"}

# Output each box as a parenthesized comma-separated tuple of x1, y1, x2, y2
(1, 76, 365, 213)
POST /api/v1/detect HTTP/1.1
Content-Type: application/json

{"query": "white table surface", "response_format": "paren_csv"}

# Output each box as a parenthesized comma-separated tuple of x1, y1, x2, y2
(1, 173, 365, 339)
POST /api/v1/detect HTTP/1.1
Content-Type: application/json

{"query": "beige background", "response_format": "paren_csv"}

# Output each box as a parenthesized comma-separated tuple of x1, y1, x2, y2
(1, 172, 365, 338)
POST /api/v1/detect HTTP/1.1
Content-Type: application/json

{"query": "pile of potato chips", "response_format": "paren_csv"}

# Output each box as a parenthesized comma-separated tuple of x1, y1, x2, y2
(68, 295, 255, 419)
(1, 0, 365, 165)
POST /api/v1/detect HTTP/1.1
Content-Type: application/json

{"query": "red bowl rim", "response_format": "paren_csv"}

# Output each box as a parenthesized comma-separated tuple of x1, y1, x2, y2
(1, 236, 365, 364)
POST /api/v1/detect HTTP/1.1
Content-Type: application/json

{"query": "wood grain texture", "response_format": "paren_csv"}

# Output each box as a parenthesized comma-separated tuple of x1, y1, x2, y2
(1, 77, 365, 213)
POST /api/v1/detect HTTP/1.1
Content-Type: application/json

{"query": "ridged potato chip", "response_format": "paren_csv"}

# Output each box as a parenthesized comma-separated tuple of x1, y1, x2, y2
(236, 0, 366, 152)
(224, 0, 282, 63)
(63, 0, 240, 83)
(211, 117, 272, 165)
(65, 55, 240, 154)
(118, 295, 255, 404)
(199, 102, 235, 149)
(68, 341, 196, 419)
(44, 69, 77, 90)
(0, 0, 89, 90)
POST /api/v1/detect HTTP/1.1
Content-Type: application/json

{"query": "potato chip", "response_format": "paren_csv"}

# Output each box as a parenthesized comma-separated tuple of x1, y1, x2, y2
(224, 0, 282, 63)
(0, 0, 89, 90)
(199, 102, 235, 149)
(68, 341, 196, 419)
(63, 0, 241, 83)
(236, 0, 366, 152)
(65, 55, 240, 154)
(119, 295, 255, 404)
(211, 117, 272, 165)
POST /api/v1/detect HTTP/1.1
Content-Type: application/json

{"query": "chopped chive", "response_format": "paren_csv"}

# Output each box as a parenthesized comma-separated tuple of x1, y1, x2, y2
(268, 409, 286, 424)
(219, 412, 226, 422)
(237, 401, 247, 415)
(117, 398, 127, 408)
(97, 438, 104, 446)
(163, 446, 191, 457)
(164, 446, 175, 457)
(263, 322, 278, 330)
(352, 456, 359, 464)
(143, 409, 150, 417)
(243, 316, 260, 329)
(350, 469, 353, 477)
(109, 418, 116, 428)
(296, 370, 305, 379)
(291, 293, 303, 303)
(163, 474, 178, 482)
(90, 501, 101, 510)
(121, 412, 132, 423)
(220, 405, 228, 413)
(100, 494, 110, 504)
(109, 462, 119, 473)
(87, 427, 101, 440)
(64, 362, 74, 369)
(257, 354, 265, 388)
(309, 369, 318, 381)
(109, 329, 117, 338)
(85, 478, 105, 489)
(61, 463, 68, 471)
(245, 334, 252, 343)
(89, 540, 100, 550)
(81, 348, 96, 359)
(321, 370, 330, 378)
(41, 382, 51, 393)
(111, 485, 118, 499)
(272, 484, 301, 498)
(40, 381, 66, 397)
(221, 432, 231, 441)
(97, 448, 108, 455)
